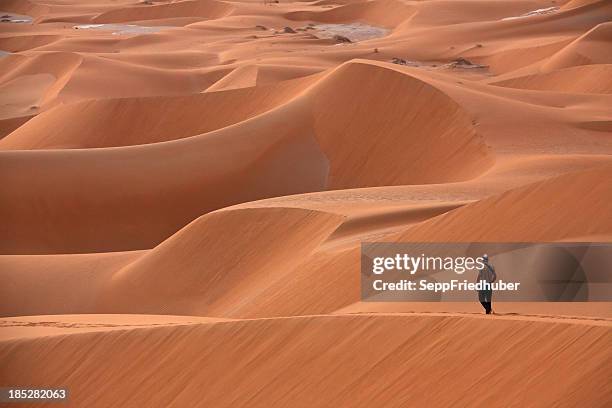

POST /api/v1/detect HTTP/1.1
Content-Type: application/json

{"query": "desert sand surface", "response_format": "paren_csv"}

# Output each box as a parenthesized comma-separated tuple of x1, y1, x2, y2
(0, 0, 611, 406)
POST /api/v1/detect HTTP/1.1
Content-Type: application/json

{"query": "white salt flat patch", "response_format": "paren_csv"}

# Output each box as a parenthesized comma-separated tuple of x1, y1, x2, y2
(73, 24, 174, 35)
(502, 7, 559, 21)
(0, 12, 33, 24)
(314, 23, 388, 42)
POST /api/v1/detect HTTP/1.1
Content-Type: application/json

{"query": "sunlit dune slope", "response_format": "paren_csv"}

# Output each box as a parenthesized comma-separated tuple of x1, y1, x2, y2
(0, 1, 611, 406)
(100, 207, 344, 315)
(492, 64, 612, 94)
(1, 313, 609, 407)
(92, 0, 234, 24)
(222, 166, 612, 318)
(0, 61, 492, 254)
(286, 0, 414, 28)
(541, 21, 612, 72)
(32, 165, 603, 319)
(397, 164, 612, 242)
(0, 251, 143, 317)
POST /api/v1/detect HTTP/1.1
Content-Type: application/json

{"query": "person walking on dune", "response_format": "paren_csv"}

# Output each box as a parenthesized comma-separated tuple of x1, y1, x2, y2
(476, 254, 496, 314)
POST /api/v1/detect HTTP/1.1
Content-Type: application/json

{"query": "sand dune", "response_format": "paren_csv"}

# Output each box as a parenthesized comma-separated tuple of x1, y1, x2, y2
(0, 73, 314, 149)
(0, 115, 31, 139)
(0, 105, 329, 253)
(1, 61, 496, 254)
(210, 167, 612, 318)
(302, 61, 494, 188)
(1, 313, 610, 407)
(541, 21, 612, 71)
(101, 207, 345, 315)
(0, 251, 143, 317)
(0, 33, 61, 52)
(1, 0, 50, 17)
(396, 164, 612, 241)
(0, 51, 82, 117)
(492, 64, 612, 94)
(3, 166, 606, 319)
(92, 0, 234, 25)
(286, 0, 414, 28)
(1, 0, 611, 406)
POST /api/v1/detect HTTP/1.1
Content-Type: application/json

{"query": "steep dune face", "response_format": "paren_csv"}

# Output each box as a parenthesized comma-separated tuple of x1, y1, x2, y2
(1, 314, 610, 408)
(0, 75, 313, 149)
(304, 61, 493, 188)
(562, 0, 602, 9)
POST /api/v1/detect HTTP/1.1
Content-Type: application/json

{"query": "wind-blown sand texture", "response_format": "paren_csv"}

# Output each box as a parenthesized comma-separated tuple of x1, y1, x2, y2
(1, 0, 611, 407)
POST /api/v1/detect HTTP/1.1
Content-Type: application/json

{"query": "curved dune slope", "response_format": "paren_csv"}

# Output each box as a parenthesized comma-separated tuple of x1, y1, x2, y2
(47, 165, 604, 319)
(1, 314, 609, 407)
(0, 251, 143, 317)
(398, 164, 612, 242)
(101, 207, 344, 315)
(380, 0, 612, 75)
(226, 166, 612, 318)
(562, 0, 604, 9)
(0, 62, 491, 254)
(304, 61, 493, 189)
(0, 104, 329, 254)
(0, 115, 32, 139)
(92, 0, 234, 24)
(0, 193, 469, 318)
(541, 21, 612, 72)
(0, 75, 314, 149)
(285, 0, 414, 28)
(205, 64, 259, 92)
(492, 64, 612, 94)
(0, 34, 62, 53)
(1, 2, 611, 406)
(2, 61, 491, 185)
(0, 0, 50, 17)
(0, 52, 232, 117)
(0, 52, 82, 118)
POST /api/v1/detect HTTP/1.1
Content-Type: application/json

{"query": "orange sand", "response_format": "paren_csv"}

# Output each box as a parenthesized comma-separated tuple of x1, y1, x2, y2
(0, 0, 611, 406)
